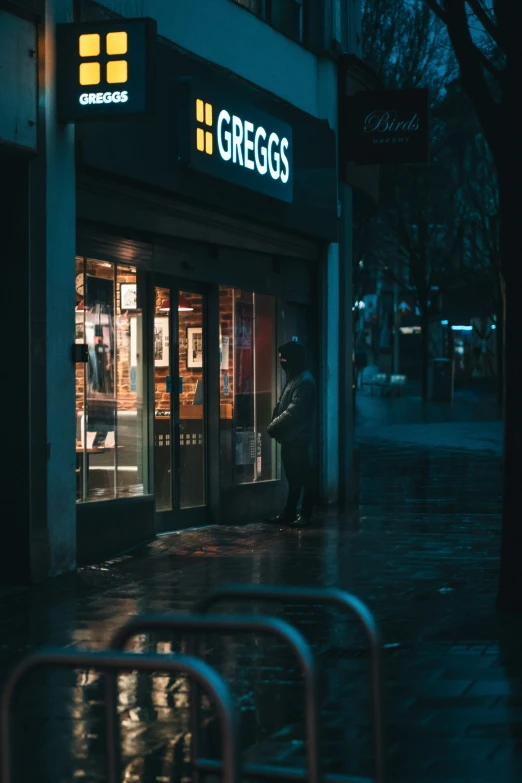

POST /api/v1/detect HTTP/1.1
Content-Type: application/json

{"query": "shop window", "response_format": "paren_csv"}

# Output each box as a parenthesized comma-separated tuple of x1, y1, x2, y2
(219, 286, 278, 486)
(270, 0, 304, 43)
(231, 0, 307, 45)
(233, 0, 266, 14)
(75, 257, 148, 502)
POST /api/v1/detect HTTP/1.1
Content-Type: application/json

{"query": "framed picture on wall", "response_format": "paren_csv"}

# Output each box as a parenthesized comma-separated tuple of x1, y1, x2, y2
(220, 334, 230, 370)
(120, 282, 137, 311)
(75, 312, 84, 344)
(154, 317, 169, 367)
(187, 327, 203, 369)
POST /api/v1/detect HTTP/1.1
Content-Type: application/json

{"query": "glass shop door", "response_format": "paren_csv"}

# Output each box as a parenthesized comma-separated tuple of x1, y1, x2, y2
(154, 279, 208, 532)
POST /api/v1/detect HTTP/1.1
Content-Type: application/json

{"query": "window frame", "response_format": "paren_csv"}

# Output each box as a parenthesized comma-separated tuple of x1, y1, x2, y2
(218, 285, 281, 488)
(230, 0, 309, 49)
(75, 256, 149, 504)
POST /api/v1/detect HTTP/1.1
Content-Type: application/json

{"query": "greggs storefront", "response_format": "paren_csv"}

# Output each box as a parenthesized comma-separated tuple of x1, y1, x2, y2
(61, 13, 338, 564)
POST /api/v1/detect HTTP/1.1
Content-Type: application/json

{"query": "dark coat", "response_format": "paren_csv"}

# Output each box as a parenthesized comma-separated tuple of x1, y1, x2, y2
(267, 370, 316, 445)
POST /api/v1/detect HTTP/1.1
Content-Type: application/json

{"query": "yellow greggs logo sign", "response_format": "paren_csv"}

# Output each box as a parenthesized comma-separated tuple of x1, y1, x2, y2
(193, 97, 291, 185)
(78, 31, 129, 105)
(184, 84, 293, 203)
(56, 18, 156, 123)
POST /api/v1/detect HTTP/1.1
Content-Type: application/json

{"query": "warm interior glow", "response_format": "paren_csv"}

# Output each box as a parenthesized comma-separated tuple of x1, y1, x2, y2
(196, 128, 205, 152)
(196, 99, 204, 123)
(106, 60, 128, 84)
(106, 31, 128, 55)
(79, 62, 100, 86)
(178, 294, 194, 312)
(205, 102, 213, 126)
(79, 33, 100, 57)
(205, 131, 213, 155)
(160, 295, 194, 312)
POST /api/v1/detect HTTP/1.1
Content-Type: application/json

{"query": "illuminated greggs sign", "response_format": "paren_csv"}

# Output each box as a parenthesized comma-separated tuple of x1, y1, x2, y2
(56, 18, 156, 123)
(180, 81, 293, 203)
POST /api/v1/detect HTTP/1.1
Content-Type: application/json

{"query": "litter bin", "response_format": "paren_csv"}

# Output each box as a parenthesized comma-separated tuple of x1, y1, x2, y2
(429, 358, 454, 403)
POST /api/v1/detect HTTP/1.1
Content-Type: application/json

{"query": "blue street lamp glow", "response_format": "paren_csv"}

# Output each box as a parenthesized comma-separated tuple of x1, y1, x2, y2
(451, 325, 473, 331)
(491, 324, 497, 330)
(441, 320, 449, 326)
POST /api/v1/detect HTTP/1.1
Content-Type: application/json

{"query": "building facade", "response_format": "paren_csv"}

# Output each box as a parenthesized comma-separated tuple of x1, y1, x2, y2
(1, 0, 365, 582)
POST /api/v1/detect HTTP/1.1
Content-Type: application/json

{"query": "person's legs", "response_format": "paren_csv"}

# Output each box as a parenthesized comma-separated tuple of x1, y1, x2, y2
(281, 443, 304, 519)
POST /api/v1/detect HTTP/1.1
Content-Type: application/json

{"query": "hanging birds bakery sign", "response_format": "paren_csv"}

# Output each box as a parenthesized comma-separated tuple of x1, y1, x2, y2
(344, 88, 429, 165)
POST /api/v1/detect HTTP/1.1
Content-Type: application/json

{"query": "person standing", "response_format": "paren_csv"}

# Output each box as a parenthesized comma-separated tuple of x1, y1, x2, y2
(267, 341, 316, 526)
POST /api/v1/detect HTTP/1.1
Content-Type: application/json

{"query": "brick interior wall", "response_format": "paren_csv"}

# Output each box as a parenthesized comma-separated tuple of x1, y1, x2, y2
(76, 277, 264, 424)
(154, 289, 205, 411)
(154, 287, 170, 413)
(178, 291, 203, 406)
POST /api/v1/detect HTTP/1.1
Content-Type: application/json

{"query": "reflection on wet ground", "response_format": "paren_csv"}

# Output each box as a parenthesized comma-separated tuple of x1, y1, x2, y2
(2, 438, 522, 783)
(355, 383, 501, 429)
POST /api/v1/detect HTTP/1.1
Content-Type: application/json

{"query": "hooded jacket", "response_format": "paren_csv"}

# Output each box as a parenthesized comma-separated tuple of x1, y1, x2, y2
(267, 342, 315, 445)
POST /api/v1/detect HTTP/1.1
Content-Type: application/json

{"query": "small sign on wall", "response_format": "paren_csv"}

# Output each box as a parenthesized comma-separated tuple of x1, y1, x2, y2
(56, 17, 156, 123)
(220, 335, 230, 370)
(224, 372, 229, 396)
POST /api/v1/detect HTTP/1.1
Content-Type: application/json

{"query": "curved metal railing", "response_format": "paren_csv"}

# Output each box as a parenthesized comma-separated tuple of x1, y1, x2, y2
(110, 613, 320, 783)
(0, 648, 239, 783)
(194, 585, 383, 783)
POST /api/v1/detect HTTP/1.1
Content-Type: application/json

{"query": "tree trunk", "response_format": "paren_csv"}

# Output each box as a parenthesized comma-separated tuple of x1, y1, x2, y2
(496, 282, 504, 411)
(420, 308, 430, 402)
(496, 72, 522, 611)
(497, 266, 522, 612)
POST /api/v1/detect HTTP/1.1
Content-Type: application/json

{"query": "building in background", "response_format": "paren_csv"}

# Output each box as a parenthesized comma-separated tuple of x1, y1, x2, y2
(1, 0, 373, 581)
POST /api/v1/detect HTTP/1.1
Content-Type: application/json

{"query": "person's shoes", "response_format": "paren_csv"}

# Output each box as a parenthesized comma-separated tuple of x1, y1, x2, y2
(266, 513, 297, 525)
(289, 513, 313, 527)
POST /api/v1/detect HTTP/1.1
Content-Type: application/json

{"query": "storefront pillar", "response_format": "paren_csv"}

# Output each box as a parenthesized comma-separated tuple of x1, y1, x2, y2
(339, 182, 356, 506)
(320, 242, 340, 504)
(44, 0, 77, 575)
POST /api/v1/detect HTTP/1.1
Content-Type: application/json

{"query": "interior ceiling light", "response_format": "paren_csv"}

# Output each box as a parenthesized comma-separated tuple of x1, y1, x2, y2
(178, 294, 193, 311)
(158, 295, 194, 312)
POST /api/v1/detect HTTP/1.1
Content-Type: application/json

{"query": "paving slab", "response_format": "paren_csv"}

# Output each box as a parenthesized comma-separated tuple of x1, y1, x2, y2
(1, 434, 521, 782)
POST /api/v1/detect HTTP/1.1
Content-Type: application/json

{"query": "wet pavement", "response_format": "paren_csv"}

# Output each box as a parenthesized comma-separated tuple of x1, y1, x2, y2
(355, 381, 501, 430)
(2, 421, 522, 783)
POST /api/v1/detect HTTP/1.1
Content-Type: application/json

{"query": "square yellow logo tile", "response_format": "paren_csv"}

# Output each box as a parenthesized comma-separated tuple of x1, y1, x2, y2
(196, 99, 213, 155)
(79, 31, 129, 86)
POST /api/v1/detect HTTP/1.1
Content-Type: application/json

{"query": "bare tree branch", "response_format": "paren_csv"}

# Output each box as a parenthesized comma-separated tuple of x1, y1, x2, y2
(423, 0, 447, 23)
(466, 0, 503, 49)
(438, 0, 500, 155)
(475, 46, 503, 79)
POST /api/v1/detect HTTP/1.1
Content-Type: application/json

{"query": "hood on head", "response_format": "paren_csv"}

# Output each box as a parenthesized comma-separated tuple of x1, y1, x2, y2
(278, 341, 308, 374)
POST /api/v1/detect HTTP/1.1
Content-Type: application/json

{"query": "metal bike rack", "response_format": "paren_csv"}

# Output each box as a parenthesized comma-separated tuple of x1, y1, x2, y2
(0, 648, 239, 783)
(110, 613, 320, 783)
(194, 585, 383, 783)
